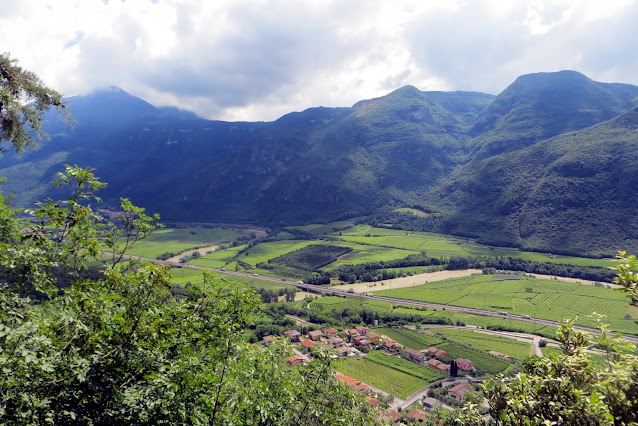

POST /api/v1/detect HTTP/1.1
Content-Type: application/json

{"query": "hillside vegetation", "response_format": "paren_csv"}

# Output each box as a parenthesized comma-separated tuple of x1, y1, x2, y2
(2, 71, 638, 255)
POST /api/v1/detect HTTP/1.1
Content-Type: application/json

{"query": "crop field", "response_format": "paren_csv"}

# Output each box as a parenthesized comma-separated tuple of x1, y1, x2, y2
(323, 243, 419, 269)
(435, 341, 512, 375)
(374, 328, 443, 349)
(308, 296, 395, 313)
(189, 245, 248, 268)
(241, 240, 321, 266)
(365, 351, 446, 382)
(433, 329, 533, 360)
(334, 358, 430, 399)
(375, 274, 636, 335)
(122, 227, 247, 258)
(323, 224, 613, 268)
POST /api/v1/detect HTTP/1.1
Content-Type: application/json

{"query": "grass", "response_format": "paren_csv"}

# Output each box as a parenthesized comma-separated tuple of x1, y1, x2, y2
(334, 357, 430, 399)
(375, 274, 636, 336)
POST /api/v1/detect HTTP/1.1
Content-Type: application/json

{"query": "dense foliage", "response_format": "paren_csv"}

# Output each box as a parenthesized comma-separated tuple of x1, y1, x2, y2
(0, 168, 376, 424)
(0, 52, 70, 153)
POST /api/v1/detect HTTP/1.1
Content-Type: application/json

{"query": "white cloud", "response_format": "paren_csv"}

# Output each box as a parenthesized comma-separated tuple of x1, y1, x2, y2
(1, 0, 637, 121)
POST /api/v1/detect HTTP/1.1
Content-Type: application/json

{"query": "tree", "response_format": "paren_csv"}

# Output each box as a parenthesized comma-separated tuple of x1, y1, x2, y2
(0, 167, 378, 424)
(0, 52, 71, 154)
(450, 360, 458, 377)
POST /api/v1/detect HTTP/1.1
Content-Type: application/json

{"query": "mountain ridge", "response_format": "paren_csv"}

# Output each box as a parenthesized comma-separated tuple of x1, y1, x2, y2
(1, 71, 637, 256)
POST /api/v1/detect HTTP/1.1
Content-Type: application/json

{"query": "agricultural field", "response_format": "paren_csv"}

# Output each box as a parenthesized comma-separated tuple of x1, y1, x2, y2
(122, 227, 249, 259)
(324, 224, 613, 268)
(333, 358, 431, 399)
(374, 274, 636, 335)
(308, 296, 395, 313)
(240, 240, 321, 266)
(188, 244, 248, 268)
(435, 341, 512, 375)
(169, 267, 285, 291)
(365, 351, 446, 382)
(433, 329, 534, 360)
(374, 328, 443, 350)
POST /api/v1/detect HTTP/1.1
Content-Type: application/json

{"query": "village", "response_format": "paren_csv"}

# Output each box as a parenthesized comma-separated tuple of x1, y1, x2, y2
(262, 325, 487, 423)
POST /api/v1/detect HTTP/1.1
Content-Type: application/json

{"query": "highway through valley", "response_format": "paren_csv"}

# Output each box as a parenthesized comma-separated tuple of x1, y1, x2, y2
(107, 253, 638, 344)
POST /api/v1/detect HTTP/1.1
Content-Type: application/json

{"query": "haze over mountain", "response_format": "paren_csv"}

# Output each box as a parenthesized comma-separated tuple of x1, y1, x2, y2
(1, 71, 637, 256)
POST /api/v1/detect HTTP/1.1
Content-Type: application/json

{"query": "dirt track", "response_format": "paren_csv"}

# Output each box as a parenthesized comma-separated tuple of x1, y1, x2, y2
(333, 269, 483, 293)
(167, 245, 218, 263)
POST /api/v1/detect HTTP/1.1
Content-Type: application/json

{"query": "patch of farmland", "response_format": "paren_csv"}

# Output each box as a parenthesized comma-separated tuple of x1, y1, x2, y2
(374, 328, 443, 349)
(343, 236, 389, 245)
(334, 358, 429, 399)
(366, 350, 445, 382)
(436, 342, 512, 375)
(242, 240, 320, 266)
(378, 237, 427, 250)
(434, 329, 533, 360)
(270, 244, 352, 270)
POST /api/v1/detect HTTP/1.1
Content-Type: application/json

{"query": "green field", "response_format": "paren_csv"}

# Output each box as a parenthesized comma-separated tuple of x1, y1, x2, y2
(374, 328, 443, 350)
(435, 341, 512, 375)
(122, 227, 248, 258)
(365, 350, 445, 382)
(374, 274, 636, 335)
(433, 329, 534, 360)
(334, 358, 430, 399)
(326, 224, 613, 268)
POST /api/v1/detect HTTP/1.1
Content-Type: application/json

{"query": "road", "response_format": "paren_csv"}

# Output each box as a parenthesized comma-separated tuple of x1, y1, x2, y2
(102, 252, 638, 344)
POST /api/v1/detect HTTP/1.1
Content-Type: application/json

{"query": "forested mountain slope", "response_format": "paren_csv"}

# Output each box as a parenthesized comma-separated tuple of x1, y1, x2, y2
(1, 72, 637, 255)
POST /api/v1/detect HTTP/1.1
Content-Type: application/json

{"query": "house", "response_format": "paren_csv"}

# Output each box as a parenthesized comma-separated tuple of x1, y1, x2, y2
(427, 347, 447, 358)
(403, 348, 426, 363)
(405, 408, 428, 423)
(336, 373, 361, 389)
(364, 395, 379, 407)
(365, 331, 381, 343)
(382, 338, 401, 351)
(300, 339, 317, 352)
(355, 325, 369, 335)
(263, 335, 277, 346)
(307, 330, 323, 341)
(285, 356, 306, 366)
(354, 336, 371, 347)
(381, 410, 401, 423)
(323, 328, 338, 337)
(455, 358, 474, 371)
(335, 346, 352, 357)
(447, 383, 473, 401)
(343, 328, 360, 338)
(426, 358, 450, 372)
(327, 336, 345, 348)
(284, 329, 300, 342)
(435, 362, 450, 373)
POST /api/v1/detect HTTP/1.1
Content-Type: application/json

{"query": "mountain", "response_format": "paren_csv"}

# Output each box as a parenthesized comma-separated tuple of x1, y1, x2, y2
(1, 71, 637, 256)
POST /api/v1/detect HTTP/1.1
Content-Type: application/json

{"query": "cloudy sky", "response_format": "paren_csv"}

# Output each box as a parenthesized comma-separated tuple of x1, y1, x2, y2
(2, 0, 637, 122)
